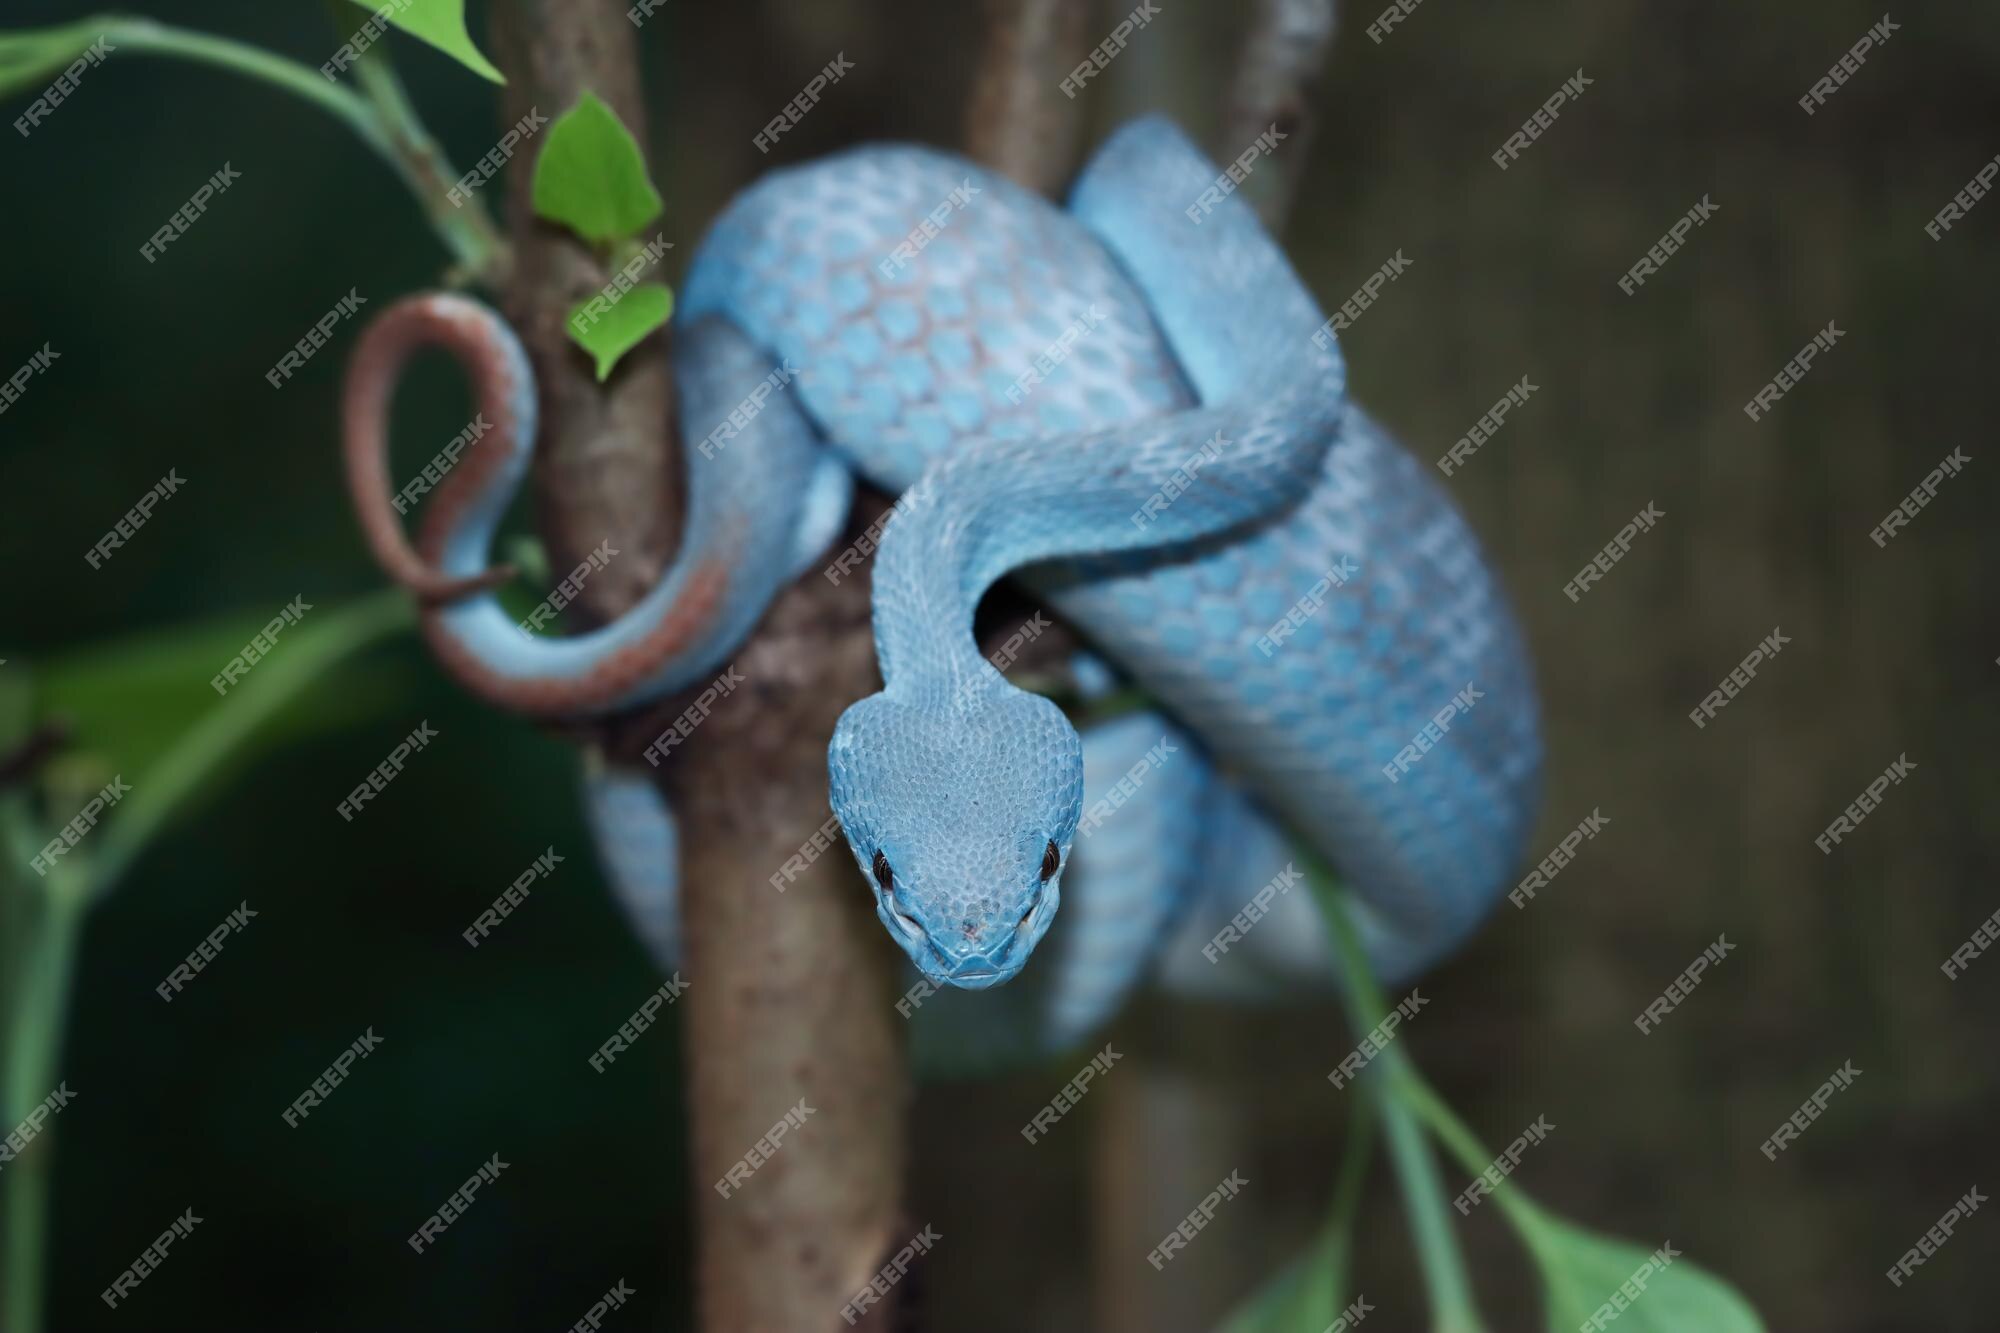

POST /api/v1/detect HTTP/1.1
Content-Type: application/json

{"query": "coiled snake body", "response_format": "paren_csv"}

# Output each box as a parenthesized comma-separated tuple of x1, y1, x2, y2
(344, 118, 1541, 1058)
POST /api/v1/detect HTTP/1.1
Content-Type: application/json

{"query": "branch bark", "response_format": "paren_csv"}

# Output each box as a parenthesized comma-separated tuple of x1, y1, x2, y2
(488, 5, 907, 1330)
(1221, 0, 1337, 230)
(964, 0, 1090, 193)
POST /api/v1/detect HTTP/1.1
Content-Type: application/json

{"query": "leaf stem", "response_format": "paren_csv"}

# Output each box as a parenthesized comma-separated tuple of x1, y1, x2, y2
(4, 15, 505, 281)
(1309, 861, 1486, 1333)
(87, 590, 412, 899)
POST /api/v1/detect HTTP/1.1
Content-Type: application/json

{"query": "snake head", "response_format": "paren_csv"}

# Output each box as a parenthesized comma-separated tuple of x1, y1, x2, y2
(829, 686, 1083, 990)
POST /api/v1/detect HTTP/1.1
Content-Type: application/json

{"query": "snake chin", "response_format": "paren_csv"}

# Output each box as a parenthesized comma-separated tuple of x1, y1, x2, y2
(829, 687, 1084, 991)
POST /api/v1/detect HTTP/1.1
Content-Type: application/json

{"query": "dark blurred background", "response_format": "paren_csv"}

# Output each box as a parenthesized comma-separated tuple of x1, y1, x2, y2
(3, 1, 1996, 1330)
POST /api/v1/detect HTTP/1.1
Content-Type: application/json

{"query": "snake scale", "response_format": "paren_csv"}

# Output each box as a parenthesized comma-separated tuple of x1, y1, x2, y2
(343, 118, 1542, 1061)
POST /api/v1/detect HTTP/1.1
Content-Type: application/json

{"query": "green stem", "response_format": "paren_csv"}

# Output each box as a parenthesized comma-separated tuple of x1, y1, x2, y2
(6, 16, 503, 280)
(1311, 862, 1485, 1333)
(88, 590, 412, 898)
(1, 889, 81, 1333)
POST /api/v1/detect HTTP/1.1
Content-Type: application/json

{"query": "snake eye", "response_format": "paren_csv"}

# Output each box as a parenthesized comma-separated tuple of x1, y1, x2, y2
(1040, 839, 1060, 883)
(872, 849, 894, 895)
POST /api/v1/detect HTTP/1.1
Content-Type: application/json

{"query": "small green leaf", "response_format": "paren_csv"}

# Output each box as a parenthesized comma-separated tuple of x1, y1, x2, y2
(567, 282, 672, 381)
(1518, 1208, 1763, 1333)
(1218, 1220, 1351, 1333)
(342, 0, 503, 84)
(531, 91, 663, 245)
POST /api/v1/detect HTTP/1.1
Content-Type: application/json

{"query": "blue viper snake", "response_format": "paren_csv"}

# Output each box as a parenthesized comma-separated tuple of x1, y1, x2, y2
(341, 117, 1543, 1059)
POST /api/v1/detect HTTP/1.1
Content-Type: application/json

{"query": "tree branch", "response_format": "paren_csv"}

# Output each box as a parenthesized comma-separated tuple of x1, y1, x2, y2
(1221, 0, 1337, 230)
(488, 5, 908, 1329)
(964, 0, 1089, 192)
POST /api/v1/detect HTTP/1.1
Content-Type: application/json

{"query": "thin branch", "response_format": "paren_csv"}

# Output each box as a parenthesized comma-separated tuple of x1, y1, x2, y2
(964, 0, 1089, 192)
(1221, 0, 1337, 230)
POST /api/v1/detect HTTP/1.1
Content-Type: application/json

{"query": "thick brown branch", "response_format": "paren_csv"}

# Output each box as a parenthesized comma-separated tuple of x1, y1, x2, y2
(488, 6, 907, 1330)
(490, 0, 679, 621)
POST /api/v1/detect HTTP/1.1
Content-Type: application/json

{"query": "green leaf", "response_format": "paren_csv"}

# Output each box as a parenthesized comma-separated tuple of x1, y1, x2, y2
(531, 91, 663, 245)
(1516, 1207, 1763, 1333)
(1219, 1221, 1351, 1333)
(567, 281, 672, 381)
(343, 0, 502, 84)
